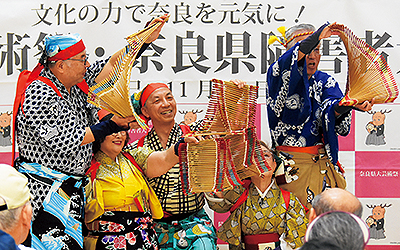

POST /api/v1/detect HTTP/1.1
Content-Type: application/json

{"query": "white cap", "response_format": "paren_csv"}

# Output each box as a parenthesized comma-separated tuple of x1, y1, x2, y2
(0, 164, 30, 211)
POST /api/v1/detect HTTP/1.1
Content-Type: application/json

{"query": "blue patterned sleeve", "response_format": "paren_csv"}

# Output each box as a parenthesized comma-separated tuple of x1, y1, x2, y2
(318, 73, 352, 163)
(266, 44, 312, 127)
(320, 74, 352, 136)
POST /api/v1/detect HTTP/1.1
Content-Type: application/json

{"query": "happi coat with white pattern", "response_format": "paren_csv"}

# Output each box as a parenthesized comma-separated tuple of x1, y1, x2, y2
(266, 43, 352, 165)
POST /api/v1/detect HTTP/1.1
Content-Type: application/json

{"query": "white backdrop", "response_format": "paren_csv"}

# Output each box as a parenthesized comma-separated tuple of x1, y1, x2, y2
(0, 1, 399, 249)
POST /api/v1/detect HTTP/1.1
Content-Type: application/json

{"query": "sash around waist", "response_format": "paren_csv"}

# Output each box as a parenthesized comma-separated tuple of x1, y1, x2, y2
(155, 211, 196, 223)
(16, 156, 85, 178)
(276, 144, 324, 155)
(87, 211, 152, 236)
(243, 232, 280, 245)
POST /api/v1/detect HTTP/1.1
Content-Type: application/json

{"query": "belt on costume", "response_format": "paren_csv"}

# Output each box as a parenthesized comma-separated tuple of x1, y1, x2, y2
(276, 144, 324, 155)
(16, 155, 32, 164)
(88, 211, 151, 236)
(154, 207, 206, 224)
(15, 156, 86, 178)
(243, 233, 280, 249)
(155, 211, 196, 224)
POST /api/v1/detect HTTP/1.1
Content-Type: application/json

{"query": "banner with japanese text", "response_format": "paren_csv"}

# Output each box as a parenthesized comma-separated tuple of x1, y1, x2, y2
(0, 1, 399, 249)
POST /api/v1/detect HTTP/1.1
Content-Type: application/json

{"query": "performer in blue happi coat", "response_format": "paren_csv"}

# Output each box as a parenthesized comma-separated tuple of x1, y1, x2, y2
(266, 23, 374, 208)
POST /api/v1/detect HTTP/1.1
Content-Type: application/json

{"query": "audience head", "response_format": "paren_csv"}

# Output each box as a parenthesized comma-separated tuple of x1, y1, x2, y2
(300, 238, 341, 250)
(304, 211, 369, 250)
(309, 188, 362, 222)
(0, 164, 32, 245)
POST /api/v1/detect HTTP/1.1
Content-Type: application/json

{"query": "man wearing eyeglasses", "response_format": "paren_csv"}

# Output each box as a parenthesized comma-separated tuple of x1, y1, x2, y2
(13, 15, 167, 249)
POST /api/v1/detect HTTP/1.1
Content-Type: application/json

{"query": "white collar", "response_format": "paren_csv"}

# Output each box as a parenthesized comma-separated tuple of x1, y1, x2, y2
(255, 179, 275, 199)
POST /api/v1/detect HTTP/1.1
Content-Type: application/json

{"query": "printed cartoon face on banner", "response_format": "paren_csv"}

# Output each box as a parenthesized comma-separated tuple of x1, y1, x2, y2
(372, 205, 387, 220)
(0, 112, 12, 148)
(360, 198, 400, 246)
(0, 112, 11, 129)
(356, 105, 400, 151)
(364, 110, 391, 147)
(365, 203, 392, 240)
(179, 109, 203, 126)
(372, 112, 386, 126)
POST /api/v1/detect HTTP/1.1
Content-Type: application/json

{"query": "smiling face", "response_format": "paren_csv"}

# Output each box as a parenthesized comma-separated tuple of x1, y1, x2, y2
(141, 87, 177, 126)
(49, 50, 90, 92)
(100, 131, 127, 160)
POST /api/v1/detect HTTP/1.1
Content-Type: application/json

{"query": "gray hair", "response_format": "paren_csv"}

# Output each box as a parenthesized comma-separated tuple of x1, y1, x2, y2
(300, 238, 341, 250)
(0, 200, 30, 231)
(307, 211, 365, 250)
(285, 24, 316, 49)
(312, 191, 363, 218)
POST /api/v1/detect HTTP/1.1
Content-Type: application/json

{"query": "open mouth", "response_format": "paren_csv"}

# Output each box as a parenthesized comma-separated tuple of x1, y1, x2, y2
(161, 110, 172, 115)
(112, 140, 123, 145)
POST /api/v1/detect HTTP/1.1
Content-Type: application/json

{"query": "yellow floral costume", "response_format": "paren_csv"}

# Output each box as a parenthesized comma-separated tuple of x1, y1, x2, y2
(84, 147, 163, 250)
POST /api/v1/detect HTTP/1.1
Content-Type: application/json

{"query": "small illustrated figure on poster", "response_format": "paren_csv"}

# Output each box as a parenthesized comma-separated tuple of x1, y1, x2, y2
(179, 109, 203, 126)
(365, 110, 391, 146)
(366, 203, 391, 239)
(0, 111, 12, 147)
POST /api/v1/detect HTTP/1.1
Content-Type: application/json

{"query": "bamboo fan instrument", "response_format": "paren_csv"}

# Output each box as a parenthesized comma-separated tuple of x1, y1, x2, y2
(329, 23, 399, 106)
(87, 19, 168, 130)
(179, 79, 272, 194)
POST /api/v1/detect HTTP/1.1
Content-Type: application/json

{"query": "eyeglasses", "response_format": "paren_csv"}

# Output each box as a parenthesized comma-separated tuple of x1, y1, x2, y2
(111, 131, 127, 137)
(65, 54, 89, 64)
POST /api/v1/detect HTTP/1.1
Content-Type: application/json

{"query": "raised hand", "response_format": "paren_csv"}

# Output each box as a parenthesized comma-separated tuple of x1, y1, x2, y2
(145, 14, 169, 43)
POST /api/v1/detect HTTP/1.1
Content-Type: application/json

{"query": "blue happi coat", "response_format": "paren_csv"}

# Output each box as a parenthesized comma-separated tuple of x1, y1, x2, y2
(266, 43, 352, 165)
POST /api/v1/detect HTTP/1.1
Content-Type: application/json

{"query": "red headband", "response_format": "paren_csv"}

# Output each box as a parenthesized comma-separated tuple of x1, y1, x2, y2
(140, 83, 169, 106)
(48, 40, 86, 61)
(27, 39, 86, 84)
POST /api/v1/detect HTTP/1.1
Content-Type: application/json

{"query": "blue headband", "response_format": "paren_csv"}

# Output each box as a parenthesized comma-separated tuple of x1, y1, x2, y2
(44, 33, 83, 58)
